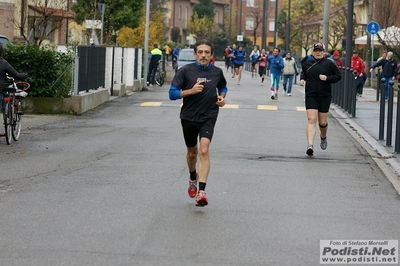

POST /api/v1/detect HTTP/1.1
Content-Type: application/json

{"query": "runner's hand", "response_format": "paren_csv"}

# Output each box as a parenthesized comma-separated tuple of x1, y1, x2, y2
(319, 74, 327, 81)
(192, 81, 204, 94)
(216, 96, 225, 107)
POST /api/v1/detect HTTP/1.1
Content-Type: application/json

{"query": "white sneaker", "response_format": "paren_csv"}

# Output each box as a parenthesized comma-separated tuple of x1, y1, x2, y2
(283, 90, 286, 95)
(271, 93, 275, 100)
(287, 93, 291, 96)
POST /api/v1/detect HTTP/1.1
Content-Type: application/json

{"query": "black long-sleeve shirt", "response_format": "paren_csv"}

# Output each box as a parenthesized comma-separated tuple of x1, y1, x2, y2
(0, 59, 29, 92)
(301, 56, 341, 97)
(371, 58, 398, 77)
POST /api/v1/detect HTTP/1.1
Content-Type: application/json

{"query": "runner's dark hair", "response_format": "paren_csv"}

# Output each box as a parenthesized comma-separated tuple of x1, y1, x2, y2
(194, 39, 214, 54)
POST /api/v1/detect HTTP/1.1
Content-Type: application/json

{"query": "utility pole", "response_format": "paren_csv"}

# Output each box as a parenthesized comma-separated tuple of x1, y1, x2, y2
(273, 0, 278, 48)
(143, 0, 150, 89)
(285, 0, 290, 51)
(261, 0, 268, 49)
(345, 0, 354, 68)
(239, 0, 242, 35)
(229, 0, 233, 44)
(65, 0, 69, 44)
(322, 0, 330, 49)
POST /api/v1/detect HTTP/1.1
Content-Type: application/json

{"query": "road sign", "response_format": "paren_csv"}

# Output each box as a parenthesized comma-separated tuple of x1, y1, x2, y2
(237, 35, 243, 42)
(367, 21, 380, 34)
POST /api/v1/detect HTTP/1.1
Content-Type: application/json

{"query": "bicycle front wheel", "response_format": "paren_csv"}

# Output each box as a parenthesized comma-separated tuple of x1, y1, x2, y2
(4, 102, 12, 145)
(12, 100, 22, 141)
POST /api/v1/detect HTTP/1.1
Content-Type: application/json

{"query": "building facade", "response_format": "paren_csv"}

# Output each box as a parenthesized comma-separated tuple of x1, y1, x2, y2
(0, 0, 74, 45)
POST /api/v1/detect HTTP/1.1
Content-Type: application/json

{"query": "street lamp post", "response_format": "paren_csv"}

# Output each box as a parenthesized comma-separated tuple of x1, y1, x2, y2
(97, 3, 106, 45)
(239, 0, 242, 35)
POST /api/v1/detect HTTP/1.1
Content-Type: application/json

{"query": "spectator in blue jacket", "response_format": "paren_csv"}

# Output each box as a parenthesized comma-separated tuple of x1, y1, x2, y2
(267, 47, 284, 100)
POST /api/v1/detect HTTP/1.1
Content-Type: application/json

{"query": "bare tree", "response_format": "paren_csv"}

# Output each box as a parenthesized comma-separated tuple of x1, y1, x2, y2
(249, 9, 263, 46)
(301, 25, 320, 55)
(327, 6, 347, 50)
(373, 0, 400, 58)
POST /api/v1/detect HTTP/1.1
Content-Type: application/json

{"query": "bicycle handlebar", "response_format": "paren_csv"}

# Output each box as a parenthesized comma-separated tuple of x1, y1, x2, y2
(15, 81, 30, 92)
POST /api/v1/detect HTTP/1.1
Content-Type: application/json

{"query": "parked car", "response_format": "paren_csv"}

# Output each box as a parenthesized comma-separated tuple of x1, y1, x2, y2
(0, 35, 10, 48)
(177, 48, 195, 70)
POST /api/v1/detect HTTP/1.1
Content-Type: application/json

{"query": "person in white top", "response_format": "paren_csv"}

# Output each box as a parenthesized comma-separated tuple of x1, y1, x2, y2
(249, 46, 260, 78)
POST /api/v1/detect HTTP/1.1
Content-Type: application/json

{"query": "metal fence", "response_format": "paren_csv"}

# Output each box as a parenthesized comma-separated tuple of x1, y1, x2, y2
(74, 46, 106, 94)
(331, 67, 358, 117)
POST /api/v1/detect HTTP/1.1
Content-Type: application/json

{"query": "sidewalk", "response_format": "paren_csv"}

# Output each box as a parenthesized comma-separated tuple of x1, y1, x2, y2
(325, 86, 400, 194)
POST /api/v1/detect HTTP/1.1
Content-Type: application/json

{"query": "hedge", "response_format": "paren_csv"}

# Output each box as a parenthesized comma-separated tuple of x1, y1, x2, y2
(4, 44, 73, 98)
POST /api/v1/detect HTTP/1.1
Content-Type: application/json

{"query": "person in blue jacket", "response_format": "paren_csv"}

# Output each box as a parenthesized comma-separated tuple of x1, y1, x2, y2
(171, 45, 180, 74)
(233, 45, 246, 85)
(267, 47, 284, 100)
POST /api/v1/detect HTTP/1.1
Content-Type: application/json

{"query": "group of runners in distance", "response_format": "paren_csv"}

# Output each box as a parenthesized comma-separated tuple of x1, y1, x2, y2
(223, 45, 290, 99)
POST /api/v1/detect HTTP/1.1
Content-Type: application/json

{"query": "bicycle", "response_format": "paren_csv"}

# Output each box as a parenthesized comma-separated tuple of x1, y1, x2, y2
(155, 64, 164, 87)
(1, 75, 30, 145)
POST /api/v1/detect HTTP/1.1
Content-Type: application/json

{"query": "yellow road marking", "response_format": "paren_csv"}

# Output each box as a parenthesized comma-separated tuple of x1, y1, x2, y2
(140, 102, 163, 106)
(222, 104, 239, 109)
(296, 106, 306, 111)
(257, 105, 278, 110)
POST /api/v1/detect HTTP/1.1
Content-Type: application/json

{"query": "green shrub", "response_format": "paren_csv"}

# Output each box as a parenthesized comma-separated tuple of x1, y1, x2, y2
(4, 44, 73, 98)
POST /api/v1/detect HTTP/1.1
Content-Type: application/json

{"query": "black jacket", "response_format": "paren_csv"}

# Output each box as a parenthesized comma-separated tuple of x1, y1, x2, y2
(372, 58, 397, 77)
(300, 56, 341, 97)
(0, 59, 29, 92)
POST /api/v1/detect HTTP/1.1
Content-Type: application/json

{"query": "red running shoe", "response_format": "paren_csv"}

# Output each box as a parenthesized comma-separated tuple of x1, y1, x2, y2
(188, 174, 198, 198)
(196, 190, 208, 207)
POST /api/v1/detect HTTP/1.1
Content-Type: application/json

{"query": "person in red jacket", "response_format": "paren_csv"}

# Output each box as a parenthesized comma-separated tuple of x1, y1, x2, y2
(351, 50, 365, 96)
(332, 50, 343, 67)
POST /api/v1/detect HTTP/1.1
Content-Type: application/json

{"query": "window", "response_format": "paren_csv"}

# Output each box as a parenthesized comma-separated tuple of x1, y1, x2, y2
(245, 18, 254, 30)
(269, 20, 274, 31)
(215, 11, 219, 24)
(246, 0, 255, 7)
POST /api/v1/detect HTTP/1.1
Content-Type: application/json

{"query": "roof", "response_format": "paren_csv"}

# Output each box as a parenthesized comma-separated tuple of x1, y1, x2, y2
(28, 5, 75, 19)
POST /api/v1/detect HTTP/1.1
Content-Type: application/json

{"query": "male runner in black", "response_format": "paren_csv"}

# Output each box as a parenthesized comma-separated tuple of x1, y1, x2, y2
(169, 39, 228, 207)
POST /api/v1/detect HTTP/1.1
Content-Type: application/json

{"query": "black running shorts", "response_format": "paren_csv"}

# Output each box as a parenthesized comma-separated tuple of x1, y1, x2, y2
(305, 96, 332, 112)
(181, 118, 216, 147)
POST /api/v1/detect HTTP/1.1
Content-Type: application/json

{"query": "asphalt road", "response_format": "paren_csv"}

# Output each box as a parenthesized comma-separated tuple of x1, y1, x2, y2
(0, 65, 399, 265)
